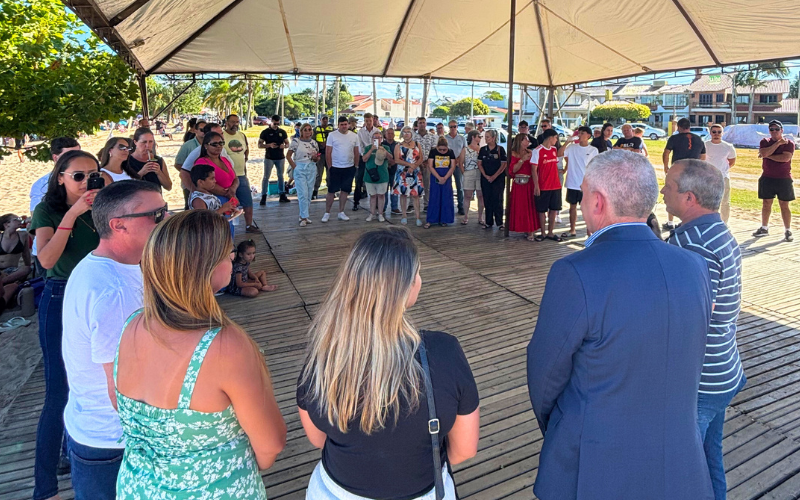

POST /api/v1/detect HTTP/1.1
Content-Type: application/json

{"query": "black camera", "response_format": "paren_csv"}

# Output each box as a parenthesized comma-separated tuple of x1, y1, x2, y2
(87, 171, 105, 190)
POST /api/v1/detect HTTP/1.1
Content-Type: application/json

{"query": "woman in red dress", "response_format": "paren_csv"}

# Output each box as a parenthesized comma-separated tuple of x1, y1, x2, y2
(508, 134, 540, 241)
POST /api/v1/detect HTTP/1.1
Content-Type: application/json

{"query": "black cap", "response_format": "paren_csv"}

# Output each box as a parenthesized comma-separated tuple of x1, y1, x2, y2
(769, 119, 783, 129)
(542, 129, 559, 140)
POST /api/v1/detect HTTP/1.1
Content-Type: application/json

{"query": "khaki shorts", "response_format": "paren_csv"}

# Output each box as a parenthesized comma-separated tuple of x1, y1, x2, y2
(365, 182, 388, 196)
(463, 169, 482, 192)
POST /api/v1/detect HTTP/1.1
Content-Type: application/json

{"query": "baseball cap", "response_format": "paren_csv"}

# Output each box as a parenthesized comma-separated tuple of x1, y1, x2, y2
(769, 120, 783, 129)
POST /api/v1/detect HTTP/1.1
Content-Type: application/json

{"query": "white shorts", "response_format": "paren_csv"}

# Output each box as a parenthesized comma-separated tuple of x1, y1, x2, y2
(306, 461, 456, 500)
(462, 169, 481, 192)
(365, 182, 388, 196)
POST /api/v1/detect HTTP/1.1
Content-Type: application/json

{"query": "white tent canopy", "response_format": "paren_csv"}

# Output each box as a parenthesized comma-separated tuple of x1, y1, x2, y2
(67, 0, 800, 85)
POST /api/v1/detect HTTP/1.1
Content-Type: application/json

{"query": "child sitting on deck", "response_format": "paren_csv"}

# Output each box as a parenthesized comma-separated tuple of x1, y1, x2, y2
(228, 240, 277, 297)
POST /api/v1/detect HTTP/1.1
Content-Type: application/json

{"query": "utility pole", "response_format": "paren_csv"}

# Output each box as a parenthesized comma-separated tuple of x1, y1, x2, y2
(321, 75, 327, 117)
(404, 78, 410, 125)
(334, 76, 341, 119)
(504, 0, 517, 238)
(470, 82, 475, 120)
(314, 75, 320, 123)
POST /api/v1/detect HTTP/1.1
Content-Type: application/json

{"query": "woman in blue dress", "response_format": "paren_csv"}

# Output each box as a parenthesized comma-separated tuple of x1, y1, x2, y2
(424, 137, 456, 228)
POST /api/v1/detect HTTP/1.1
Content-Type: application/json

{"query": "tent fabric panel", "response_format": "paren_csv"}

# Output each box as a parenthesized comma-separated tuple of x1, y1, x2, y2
(682, 0, 800, 64)
(116, 0, 233, 71)
(96, 0, 137, 21)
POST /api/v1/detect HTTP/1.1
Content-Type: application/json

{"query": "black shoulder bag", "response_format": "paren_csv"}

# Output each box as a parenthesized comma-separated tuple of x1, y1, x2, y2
(418, 336, 445, 500)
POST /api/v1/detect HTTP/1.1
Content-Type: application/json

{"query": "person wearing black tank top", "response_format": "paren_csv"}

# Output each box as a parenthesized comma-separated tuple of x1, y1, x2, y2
(0, 213, 31, 284)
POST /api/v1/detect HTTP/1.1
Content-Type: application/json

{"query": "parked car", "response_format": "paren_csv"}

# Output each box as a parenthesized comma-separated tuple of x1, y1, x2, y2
(253, 116, 270, 125)
(486, 128, 509, 145)
(628, 123, 667, 140)
(673, 126, 710, 141)
(591, 125, 623, 140)
(552, 124, 573, 139)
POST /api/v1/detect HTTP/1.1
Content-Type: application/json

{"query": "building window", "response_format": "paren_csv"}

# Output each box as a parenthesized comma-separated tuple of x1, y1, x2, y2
(735, 95, 750, 104)
(716, 93, 725, 103)
(759, 94, 778, 104)
(690, 114, 696, 124)
(699, 93, 713, 106)
(663, 95, 688, 107)
(715, 115, 725, 124)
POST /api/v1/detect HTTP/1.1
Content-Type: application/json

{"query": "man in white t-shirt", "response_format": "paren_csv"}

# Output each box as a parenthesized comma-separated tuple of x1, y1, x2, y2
(322, 116, 360, 222)
(559, 126, 598, 238)
(29, 137, 82, 278)
(61, 180, 165, 499)
(704, 123, 737, 223)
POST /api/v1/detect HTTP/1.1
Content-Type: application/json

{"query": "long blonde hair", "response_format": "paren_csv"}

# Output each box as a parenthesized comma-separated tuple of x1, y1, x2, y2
(301, 227, 422, 434)
(141, 210, 233, 332)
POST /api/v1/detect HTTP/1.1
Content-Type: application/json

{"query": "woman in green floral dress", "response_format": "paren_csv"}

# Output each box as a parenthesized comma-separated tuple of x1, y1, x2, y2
(110, 210, 286, 499)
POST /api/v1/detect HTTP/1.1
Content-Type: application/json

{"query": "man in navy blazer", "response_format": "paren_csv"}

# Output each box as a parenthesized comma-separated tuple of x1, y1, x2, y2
(527, 150, 714, 500)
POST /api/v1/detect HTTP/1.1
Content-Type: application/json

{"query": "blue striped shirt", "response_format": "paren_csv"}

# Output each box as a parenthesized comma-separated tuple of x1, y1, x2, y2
(584, 222, 647, 248)
(667, 213, 743, 394)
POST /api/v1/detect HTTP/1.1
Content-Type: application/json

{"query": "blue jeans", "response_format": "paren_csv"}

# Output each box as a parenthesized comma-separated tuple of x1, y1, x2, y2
(454, 167, 464, 212)
(294, 161, 316, 219)
(263, 158, 285, 195)
(33, 278, 69, 500)
(67, 436, 123, 500)
(216, 195, 236, 240)
(698, 373, 747, 500)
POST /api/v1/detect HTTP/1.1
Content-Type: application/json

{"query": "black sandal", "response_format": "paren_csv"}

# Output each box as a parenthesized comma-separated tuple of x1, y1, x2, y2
(546, 234, 564, 242)
(534, 234, 545, 242)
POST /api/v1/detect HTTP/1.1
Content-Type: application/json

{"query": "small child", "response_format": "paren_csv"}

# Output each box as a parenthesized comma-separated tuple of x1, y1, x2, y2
(189, 164, 241, 217)
(228, 240, 277, 297)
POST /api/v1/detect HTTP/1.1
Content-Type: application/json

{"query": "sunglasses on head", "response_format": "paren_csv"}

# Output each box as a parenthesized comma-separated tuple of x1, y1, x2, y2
(208, 141, 225, 147)
(60, 170, 96, 182)
(116, 204, 168, 224)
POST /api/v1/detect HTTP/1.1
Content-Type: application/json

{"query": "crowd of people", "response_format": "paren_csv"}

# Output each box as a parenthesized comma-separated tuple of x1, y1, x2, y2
(6, 106, 794, 500)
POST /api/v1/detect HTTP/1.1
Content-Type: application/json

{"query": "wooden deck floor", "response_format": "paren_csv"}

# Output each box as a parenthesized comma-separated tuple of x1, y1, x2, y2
(2, 197, 800, 499)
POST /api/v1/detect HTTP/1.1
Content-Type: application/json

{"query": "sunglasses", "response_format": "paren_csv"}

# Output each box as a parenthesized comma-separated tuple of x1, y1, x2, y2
(60, 170, 97, 182)
(116, 144, 131, 151)
(116, 204, 168, 224)
(711, 130, 722, 133)
(769, 128, 780, 132)
(449, 125, 457, 128)
(207, 141, 225, 147)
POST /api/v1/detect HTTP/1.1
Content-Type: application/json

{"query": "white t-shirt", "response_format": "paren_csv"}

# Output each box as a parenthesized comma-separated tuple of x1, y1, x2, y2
(704, 140, 736, 178)
(563, 143, 599, 190)
(326, 130, 359, 168)
(180, 145, 233, 172)
(62, 253, 144, 449)
(289, 138, 319, 163)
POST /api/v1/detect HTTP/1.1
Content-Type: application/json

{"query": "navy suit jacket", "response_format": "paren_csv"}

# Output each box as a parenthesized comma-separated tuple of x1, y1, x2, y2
(527, 224, 714, 500)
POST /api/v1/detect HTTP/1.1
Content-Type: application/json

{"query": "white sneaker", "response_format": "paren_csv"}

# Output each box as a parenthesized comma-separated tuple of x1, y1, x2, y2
(365, 214, 374, 222)
(556, 215, 563, 224)
(300, 219, 307, 227)
(321, 213, 330, 223)
(378, 214, 385, 222)
(338, 212, 350, 221)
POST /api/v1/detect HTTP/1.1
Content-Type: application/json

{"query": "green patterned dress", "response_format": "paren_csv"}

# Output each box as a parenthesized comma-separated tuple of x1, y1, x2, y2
(114, 310, 267, 499)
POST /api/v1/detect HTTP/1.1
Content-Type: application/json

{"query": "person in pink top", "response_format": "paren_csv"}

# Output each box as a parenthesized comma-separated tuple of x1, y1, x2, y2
(195, 132, 240, 237)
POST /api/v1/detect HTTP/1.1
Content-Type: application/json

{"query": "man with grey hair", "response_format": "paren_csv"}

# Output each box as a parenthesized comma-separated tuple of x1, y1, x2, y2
(663, 159, 745, 500)
(527, 150, 714, 500)
(61, 180, 164, 499)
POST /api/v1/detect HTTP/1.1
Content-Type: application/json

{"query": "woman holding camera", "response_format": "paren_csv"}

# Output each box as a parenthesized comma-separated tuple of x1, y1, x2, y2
(128, 128, 172, 190)
(29, 150, 102, 500)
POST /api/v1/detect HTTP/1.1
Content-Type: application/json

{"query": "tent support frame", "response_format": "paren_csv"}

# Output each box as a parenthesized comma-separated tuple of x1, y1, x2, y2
(152, 75, 197, 120)
(670, 0, 721, 66)
(138, 75, 149, 120)
(384, 0, 417, 76)
(503, 0, 517, 238)
(109, 0, 151, 26)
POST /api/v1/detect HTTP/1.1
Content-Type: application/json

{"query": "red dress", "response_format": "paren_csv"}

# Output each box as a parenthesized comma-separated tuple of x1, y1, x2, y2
(508, 154, 541, 233)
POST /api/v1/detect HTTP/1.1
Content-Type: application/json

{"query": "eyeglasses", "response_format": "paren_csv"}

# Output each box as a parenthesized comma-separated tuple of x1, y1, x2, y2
(115, 204, 168, 224)
(207, 141, 225, 147)
(769, 128, 780, 132)
(60, 170, 96, 182)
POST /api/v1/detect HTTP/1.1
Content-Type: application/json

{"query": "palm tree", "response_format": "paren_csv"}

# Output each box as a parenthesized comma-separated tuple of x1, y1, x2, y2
(737, 62, 789, 123)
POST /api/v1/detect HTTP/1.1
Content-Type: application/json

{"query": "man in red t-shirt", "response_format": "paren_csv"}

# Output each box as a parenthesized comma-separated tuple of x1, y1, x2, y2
(753, 120, 795, 242)
(532, 129, 562, 241)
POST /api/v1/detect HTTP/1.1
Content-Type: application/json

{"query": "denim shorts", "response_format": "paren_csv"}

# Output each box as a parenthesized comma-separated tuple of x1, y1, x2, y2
(236, 176, 254, 208)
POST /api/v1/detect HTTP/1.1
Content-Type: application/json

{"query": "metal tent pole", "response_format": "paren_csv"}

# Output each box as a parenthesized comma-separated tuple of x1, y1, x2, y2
(321, 75, 327, 117)
(373, 77, 378, 117)
(138, 75, 150, 121)
(404, 78, 410, 125)
(421, 77, 429, 118)
(470, 82, 474, 119)
(314, 75, 320, 122)
(547, 86, 555, 121)
(504, 0, 517, 238)
(334, 76, 341, 118)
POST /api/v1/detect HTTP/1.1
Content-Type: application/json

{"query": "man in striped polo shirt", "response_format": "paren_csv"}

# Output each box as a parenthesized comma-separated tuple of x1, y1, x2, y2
(662, 159, 746, 500)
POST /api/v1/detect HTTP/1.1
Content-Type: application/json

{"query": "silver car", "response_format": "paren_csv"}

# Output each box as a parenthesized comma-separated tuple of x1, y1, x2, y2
(629, 123, 667, 140)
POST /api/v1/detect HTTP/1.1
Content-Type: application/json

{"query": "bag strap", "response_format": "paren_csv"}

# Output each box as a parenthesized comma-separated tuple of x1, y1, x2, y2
(419, 334, 444, 500)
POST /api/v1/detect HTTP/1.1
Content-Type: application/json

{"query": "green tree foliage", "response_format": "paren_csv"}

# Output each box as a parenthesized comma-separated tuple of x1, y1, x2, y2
(734, 63, 789, 123)
(325, 82, 353, 114)
(0, 0, 139, 159)
(255, 88, 317, 119)
(431, 106, 450, 118)
(482, 90, 505, 101)
(449, 98, 489, 118)
(591, 101, 651, 122)
(144, 76, 205, 120)
(790, 79, 798, 99)
(396, 84, 403, 100)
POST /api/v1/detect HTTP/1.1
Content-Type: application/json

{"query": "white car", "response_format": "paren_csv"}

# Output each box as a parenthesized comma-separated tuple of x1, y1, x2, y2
(672, 126, 710, 141)
(628, 123, 667, 140)
(486, 128, 509, 145)
(591, 125, 623, 140)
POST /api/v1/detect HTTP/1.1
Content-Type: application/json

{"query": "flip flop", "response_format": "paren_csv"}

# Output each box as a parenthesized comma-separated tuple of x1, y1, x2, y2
(0, 317, 31, 333)
(461, 218, 469, 225)
(534, 234, 546, 242)
(547, 234, 564, 242)
(423, 223, 431, 229)
(561, 232, 577, 239)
